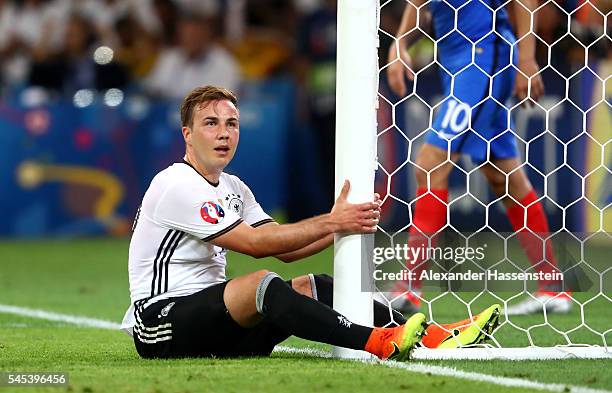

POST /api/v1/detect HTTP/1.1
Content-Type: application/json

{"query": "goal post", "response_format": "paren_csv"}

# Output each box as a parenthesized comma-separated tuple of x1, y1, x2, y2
(333, 0, 379, 359)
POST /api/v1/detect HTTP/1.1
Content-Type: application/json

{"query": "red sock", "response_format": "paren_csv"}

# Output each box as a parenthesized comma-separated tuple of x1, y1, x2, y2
(506, 190, 561, 291)
(402, 188, 448, 291)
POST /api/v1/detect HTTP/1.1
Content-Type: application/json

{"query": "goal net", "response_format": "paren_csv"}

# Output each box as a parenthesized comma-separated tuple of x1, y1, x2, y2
(334, 0, 611, 360)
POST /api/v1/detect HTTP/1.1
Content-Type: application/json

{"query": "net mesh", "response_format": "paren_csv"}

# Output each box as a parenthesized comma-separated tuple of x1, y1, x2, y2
(374, 0, 611, 350)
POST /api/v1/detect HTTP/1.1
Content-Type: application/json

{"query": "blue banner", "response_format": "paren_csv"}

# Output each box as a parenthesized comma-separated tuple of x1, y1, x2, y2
(0, 81, 292, 237)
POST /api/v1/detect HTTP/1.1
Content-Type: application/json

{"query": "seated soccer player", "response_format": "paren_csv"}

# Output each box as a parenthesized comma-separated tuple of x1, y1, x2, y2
(121, 85, 501, 360)
(385, 0, 572, 315)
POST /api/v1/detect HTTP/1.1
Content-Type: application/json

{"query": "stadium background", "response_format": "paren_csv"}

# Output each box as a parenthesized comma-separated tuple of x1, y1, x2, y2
(1, 0, 609, 239)
(0, 1, 610, 392)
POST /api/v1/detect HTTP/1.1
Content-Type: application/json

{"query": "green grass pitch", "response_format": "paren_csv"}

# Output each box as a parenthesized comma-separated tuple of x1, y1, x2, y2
(0, 238, 610, 393)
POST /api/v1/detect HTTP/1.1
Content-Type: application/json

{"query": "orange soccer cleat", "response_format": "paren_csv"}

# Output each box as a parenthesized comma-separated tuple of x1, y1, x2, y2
(366, 313, 428, 360)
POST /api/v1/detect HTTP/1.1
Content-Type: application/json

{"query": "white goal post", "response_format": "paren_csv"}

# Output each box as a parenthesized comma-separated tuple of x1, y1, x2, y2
(333, 0, 379, 359)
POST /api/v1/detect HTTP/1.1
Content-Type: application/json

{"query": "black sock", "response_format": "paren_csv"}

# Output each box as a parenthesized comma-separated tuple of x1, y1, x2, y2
(257, 273, 373, 350)
(311, 274, 407, 326)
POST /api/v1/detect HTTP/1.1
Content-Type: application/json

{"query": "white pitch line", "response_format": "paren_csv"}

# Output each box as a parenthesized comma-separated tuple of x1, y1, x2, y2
(0, 304, 121, 330)
(1, 304, 610, 393)
(274, 345, 332, 358)
(380, 359, 611, 393)
(274, 346, 612, 393)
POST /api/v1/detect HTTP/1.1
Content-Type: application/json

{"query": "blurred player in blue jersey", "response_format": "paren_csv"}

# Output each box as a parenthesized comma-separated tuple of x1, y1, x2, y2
(386, 0, 572, 315)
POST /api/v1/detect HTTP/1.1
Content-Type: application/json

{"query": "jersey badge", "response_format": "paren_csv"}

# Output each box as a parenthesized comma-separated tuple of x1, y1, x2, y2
(200, 201, 225, 224)
(225, 193, 243, 216)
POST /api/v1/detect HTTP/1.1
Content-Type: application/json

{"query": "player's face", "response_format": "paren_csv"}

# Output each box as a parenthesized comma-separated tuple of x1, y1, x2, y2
(185, 99, 239, 174)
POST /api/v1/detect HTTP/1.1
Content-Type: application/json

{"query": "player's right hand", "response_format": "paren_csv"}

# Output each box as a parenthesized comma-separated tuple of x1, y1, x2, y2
(387, 42, 415, 97)
(330, 180, 381, 234)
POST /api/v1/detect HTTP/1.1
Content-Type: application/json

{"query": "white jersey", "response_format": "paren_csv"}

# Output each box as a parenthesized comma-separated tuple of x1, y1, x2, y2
(120, 161, 273, 335)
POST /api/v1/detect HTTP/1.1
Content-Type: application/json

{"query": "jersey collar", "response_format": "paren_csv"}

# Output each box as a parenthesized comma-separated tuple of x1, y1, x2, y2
(180, 159, 220, 187)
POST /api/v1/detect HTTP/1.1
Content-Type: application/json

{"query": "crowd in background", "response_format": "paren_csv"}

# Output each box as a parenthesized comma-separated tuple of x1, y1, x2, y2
(0, 0, 341, 100)
(1, 0, 608, 99)
(0, 0, 609, 214)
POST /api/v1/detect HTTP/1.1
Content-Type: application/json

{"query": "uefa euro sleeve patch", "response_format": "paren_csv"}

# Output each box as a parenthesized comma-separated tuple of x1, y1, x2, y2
(200, 201, 225, 224)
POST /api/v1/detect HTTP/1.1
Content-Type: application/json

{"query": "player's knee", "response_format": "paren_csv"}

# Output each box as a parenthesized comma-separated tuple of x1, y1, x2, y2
(252, 269, 273, 284)
(292, 275, 313, 298)
(507, 171, 532, 198)
(415, 151, 434, 173)
(415, 151, 449, 188)
(414, 166, 449, 189)
(413, 167, 429, 187)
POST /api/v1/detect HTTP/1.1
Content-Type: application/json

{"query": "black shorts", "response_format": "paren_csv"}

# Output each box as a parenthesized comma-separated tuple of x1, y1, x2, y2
(132, 281, 290, 359)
